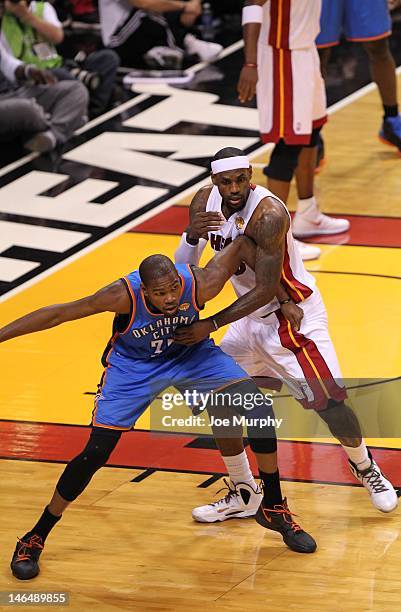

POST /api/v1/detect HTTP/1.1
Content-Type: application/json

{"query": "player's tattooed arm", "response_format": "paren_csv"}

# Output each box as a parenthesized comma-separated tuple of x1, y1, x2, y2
(210, 205, 288, 325)
(194, 235, 257, 305)
(0, 280, 130, 344)
(174, 236, 256, 344)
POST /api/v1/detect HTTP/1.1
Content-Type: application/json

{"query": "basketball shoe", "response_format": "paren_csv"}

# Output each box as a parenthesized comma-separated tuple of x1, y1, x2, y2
(379, 115, 401, 152)
(292, 202, 350, 238)
(192, 478, 262, 522)
(294, 239, 321, 261)
(255, 498, 317, 553)
(11, 533, 44, 580)
(348, 453, 398, 513)
(183, 34, 223, 62)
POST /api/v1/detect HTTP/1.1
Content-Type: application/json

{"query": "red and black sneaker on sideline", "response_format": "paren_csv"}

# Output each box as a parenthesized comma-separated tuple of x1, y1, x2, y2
(11, 534, 44, 580)
(255, 498, 317, 553)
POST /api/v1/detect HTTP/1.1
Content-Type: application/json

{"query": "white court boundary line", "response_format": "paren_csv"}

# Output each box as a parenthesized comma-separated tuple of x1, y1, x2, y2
(1, 48, 400, 304)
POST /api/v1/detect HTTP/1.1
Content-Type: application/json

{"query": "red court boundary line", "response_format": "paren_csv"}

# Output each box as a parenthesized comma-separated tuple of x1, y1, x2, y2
(131, 208, 401, 249)
(0, 455, 369, 489)
(1, 420, 401, 487)
(1, 417, 401, 452)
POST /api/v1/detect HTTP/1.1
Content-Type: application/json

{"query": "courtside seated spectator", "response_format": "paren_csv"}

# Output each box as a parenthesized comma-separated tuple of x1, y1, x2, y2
(1, 0, 119, 116)
(99, 0, 222, 69)
(0, 39, 88, 152)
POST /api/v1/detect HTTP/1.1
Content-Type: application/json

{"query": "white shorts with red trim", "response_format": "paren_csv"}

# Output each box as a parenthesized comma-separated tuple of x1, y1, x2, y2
(257, 44, 327, 145)
(219, 289, 347, 410)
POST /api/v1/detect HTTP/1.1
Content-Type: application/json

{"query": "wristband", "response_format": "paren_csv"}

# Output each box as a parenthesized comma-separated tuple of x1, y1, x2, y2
(244, 63, 257, 68)
(211, 317, 219, 331)
(185, 232, 199, 246)
(279, 298, 291, 305)
(242, 5, 263, 26)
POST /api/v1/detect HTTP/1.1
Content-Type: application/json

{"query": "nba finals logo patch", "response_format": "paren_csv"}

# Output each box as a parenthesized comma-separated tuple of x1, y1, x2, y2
(235, 216, 245, 230)
(179, 303, 190, 311)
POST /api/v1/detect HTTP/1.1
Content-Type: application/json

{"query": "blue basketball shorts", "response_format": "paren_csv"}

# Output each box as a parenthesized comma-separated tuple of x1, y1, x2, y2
(92, 339, 250, 429)
(316, 0, 391, 47)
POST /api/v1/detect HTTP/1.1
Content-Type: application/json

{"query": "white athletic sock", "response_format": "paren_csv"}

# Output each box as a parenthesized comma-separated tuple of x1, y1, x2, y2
(296, 196, 318, 217)
(222, 450, 256, 487)
(343, 441, 371, 471)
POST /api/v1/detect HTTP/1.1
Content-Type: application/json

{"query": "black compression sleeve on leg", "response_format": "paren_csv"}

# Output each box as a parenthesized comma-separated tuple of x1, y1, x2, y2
(56, 427, 122, 502)
(248, 434, 277, 454)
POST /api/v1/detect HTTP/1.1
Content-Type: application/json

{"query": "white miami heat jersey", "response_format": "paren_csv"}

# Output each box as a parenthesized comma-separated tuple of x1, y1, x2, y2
(259, 0, 321, 50)
(205, 183, 316, 321)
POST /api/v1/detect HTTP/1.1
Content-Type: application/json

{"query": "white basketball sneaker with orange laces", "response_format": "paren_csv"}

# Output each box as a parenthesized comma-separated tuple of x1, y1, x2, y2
(192, 479, 262, 522)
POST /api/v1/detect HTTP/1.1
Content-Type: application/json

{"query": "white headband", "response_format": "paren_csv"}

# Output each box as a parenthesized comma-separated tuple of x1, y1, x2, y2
(211, 156, 250, 174)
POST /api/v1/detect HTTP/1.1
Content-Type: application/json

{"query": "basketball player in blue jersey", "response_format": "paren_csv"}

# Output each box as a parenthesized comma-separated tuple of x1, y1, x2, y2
(2, 238, 317, 581)
(317, 0, 401, 152)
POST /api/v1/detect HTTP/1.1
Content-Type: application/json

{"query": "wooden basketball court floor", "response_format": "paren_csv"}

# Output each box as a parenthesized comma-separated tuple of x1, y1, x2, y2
(0, 59, 401, 610)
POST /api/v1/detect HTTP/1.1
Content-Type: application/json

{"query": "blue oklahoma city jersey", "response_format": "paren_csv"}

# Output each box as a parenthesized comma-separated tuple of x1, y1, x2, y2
(110, 263, 201, 361)
(93, 263, 250, 430)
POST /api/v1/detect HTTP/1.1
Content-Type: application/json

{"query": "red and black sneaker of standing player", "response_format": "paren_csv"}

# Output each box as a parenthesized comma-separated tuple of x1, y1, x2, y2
(11, 534, 44, 580)
(255, 498, 317, 553)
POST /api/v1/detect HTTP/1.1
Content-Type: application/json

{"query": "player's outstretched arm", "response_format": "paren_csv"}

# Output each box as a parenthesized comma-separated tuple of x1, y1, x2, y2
(211, 206, 288, 327)
(0, 280, 130, 344)
(195, 235, 256, 304)
(202, 237, 303, 331)
(175, 185, 218, 265)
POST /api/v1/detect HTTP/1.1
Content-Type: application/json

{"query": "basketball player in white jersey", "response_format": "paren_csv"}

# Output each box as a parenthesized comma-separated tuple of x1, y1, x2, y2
(238, 0, 350, 261)
(175, 147, 397, 526)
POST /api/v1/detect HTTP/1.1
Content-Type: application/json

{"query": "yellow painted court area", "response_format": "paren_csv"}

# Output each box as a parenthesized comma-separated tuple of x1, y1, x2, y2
(0, 231, 400, 447)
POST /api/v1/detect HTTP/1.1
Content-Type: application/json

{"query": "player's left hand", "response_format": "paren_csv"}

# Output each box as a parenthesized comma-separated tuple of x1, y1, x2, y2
(174, 319, 214, 345)
(280, 301, 303, 331)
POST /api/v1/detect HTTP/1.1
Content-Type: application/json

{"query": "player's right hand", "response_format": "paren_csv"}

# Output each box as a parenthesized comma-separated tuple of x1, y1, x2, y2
(280, 301, 304, 332)
(238, 65, 258, 104)
(187, 211, 224, 240)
